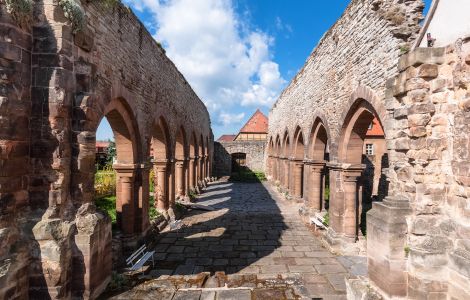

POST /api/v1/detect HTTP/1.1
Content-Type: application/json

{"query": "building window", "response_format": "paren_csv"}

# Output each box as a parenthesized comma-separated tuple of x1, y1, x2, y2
(368, 122, 373, 130)
(366, 143, 374, 155)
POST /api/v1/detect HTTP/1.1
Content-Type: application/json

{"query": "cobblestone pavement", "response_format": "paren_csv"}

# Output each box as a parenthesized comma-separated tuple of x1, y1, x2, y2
(112, 180, 366, 299)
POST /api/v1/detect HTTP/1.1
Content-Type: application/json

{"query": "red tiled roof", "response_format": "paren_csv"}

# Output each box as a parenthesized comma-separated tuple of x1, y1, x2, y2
(96, 141, 110, 148)
(239, 109, 268, 133)
(366, 117, 385, 137)
(217, 135, 236, 142)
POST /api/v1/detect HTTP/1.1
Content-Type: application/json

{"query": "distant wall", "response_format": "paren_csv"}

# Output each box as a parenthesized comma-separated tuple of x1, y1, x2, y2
(214, 141, 266, 176)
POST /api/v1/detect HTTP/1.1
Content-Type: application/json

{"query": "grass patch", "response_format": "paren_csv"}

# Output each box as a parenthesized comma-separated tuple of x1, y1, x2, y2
(95, 195, 117, 224)
(229, 169, 266, 183)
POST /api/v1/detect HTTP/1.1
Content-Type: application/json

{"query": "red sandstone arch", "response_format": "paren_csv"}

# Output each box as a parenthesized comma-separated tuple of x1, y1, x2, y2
(281, 130, 290, 188)
(282, 130, 290, 157)
(308, 117, 330, 161)
(174, 126, 187, 198)
(291, 126, 305, 197)
(152, 117, 171, 211)
(175, 126, 187, 160)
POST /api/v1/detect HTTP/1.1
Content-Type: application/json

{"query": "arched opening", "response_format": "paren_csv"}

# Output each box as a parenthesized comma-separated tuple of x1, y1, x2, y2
(205, 136, 210, 180)
(291, 127, 305, 198)
(267, 137, 275, 179)
(175, 127, 187, 200)
(307, 118, 330, 212)
(231, 152, 247, 173)
(198, 134, 205, 186)
(94, 99, 141, 236)
(189, 132, 198, 192)
(337, 99, 387, 239)
(151, 117, 170, 214)
(281, 131, 290, 189)
(274, 135, 281, 182)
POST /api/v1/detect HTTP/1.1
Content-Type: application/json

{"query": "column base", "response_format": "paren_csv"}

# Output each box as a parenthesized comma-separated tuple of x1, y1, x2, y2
(346, 277, 384, 300)
(324, 227, 366, 256)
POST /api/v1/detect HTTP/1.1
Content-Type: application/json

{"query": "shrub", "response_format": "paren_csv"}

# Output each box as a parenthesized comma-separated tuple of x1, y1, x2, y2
(95, 195, 117, 224)
(59, 0, 86, 33)
(323, 212, 329, 226)
(4, 0, 32, 24)
(229, 169, 266, 183)
(94, 166, 116, 197)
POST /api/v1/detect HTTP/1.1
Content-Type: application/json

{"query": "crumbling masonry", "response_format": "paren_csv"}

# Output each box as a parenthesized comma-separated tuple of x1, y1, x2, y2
(0, 0, 212, 298)
(266, 0, 470, 298)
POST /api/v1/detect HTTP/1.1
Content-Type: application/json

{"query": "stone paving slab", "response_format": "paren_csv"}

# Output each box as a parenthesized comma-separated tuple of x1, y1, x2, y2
(112, 180, 367, 299)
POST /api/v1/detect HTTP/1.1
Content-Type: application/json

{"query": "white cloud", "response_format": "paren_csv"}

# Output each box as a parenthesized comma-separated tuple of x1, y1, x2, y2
(218, 112, 245, 126)
(124, 0, 286, 113)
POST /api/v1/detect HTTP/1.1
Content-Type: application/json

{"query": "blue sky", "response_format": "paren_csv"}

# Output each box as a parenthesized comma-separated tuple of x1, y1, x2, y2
(97, 0, 432, 141)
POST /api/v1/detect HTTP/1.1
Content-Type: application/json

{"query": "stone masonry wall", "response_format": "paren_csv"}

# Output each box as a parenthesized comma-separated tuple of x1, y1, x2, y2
(382, 40, 470, 299)
(268, 0, 424, 158)
(214, 141, 266, 176)
(0, 0, 212, 298)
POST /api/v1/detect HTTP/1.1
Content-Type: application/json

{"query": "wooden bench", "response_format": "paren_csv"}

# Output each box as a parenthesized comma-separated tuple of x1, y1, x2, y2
(126, 245, 155, 275)
(310, 213, 327, 230)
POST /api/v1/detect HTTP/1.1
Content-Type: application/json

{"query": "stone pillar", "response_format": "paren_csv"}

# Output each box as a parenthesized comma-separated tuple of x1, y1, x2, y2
(342, 167, 364, 241)
(168, 159, 176, 208)
(114, 164, 136, 235)
(292, 159, 304, 198)
(175, 160, 185, 199)
(136, 163, 151, 234)
(367, 197, 411, 298)
(305, 161, 326, 211)
(184, 158, 190, 197)
(283, 158, 290, 189)
(189, 157, 195, 191)
(153, 160, 168, 211)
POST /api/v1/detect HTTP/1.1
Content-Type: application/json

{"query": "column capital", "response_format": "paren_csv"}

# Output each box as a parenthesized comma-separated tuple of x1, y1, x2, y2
(342, 164, 366, 182)
(175, 160, 184, 167)
(113, 163, 138, 176)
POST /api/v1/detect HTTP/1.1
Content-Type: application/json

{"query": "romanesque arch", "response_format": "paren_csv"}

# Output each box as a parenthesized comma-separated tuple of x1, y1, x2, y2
(189, 132, 198, 192)
(175, 127, 188, 199)
(291, 126, 305, 198)
(331, 96, 387, 242)
(281, 130, 290, 189)
(152, 117, 171, 212)
(305, 116, 331, 212)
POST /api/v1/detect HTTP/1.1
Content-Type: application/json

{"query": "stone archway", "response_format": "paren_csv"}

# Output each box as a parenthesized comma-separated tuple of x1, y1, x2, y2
(332, 98, 387, 242)
(305, 117, 330, 212)
(198, 134, 206, 188)
(266, 138, 275, 180)
(175, 127, 188, 200)
(189, 132, 198, 193)
(291, 127, 305, 198)
(152, 117, 170, 214)
(281, 131, 290, 189)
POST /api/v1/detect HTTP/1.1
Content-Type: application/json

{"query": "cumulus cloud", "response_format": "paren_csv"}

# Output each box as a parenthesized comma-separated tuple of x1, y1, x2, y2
(218, 112, 246, 126)
(124, 0, 286, 115)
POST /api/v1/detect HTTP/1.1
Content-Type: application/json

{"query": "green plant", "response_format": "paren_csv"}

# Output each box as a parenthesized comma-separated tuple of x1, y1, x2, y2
(229, 169, 266, 183)
(404, 246, 410, 257)
(148, 196, 161, 221)
(323, 212, 330, 226)
(189, 190, 197, 200)
(107, 272, 129, 291)
(4, 0, 32, 24)
(399, 44, 410, 55)
(94, 166, 116, 197)
(59, 0, 86, 33)
(95, 195, 117, 224)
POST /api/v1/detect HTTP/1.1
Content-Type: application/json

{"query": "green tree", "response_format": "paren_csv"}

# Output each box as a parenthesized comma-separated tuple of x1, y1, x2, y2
(106, 140, 116, 165)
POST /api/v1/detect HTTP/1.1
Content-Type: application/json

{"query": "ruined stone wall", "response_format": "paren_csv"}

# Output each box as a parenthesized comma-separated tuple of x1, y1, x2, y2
(268, 0, 424, 158)
(381, 41, 470, 299)
(214, 141, 266, 176)
(0, 0, 212, 298)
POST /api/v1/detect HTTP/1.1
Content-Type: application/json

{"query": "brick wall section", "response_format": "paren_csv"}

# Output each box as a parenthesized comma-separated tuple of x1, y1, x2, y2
(214, 141, 266, 176)
(268, 0, 424, 158)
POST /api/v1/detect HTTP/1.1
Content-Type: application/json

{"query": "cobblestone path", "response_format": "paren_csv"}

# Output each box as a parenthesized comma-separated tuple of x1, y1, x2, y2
(113, 180, 366, 299)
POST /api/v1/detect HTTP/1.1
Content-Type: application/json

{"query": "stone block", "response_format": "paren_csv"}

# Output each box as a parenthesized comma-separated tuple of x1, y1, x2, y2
(409, 126, 427, 138)
(408, 103, 435, 114)
(416, 64, 439, 78)
(408, 114, 431, 127)
(398, 48, 446, 71)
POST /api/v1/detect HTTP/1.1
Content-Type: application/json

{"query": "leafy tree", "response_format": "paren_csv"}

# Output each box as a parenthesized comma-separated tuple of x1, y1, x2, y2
(106, 140, 116, 165)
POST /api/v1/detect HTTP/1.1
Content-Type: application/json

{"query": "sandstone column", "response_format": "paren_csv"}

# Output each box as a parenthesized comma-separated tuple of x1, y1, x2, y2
(175, 160, 184, 199)
(305, 161, 326, 211)
(168, 159, 176, 208)
(292, 159, 304, 198)
(184, 158, 190, 197)
(114, 164, 136, 235)
(136, 163, 151, 233)
(154, 160, 168, 212)
(189, 157, 195, 191)
(283, 158, 290, 189)
(342, 166, 364, 241)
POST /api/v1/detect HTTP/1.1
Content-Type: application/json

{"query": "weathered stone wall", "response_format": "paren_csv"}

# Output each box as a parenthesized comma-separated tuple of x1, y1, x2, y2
(214, 141, 266, 176)
(378, 41, 470, 299)
(0, 0, 213, 298)
(268, 0, 424, 157)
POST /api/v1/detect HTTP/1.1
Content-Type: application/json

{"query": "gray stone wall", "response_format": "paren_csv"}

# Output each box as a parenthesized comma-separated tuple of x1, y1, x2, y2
(268, 0, 424, 158)
(214, 141, 266, 176)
